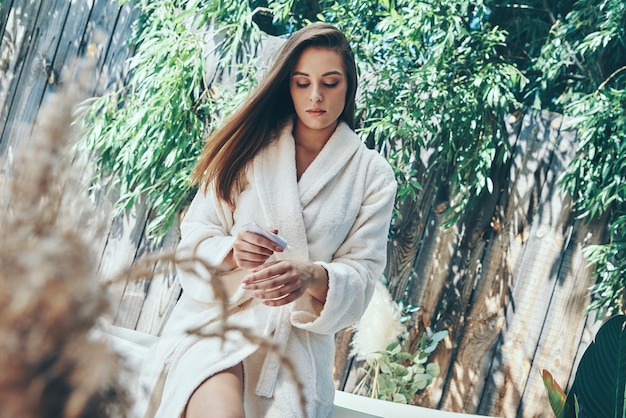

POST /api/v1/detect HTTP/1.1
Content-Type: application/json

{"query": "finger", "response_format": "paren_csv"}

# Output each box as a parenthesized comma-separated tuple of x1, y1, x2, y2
(235, 248, 271, 263)
(262, 290, 303, 306)
(242, 262, 285, 286)
(253, 280, 301, 299)
(239, 230, 284, 253)
(236, 258, 265, 270)
(244, 274, 285, 290)
(234, 234, 274, 257)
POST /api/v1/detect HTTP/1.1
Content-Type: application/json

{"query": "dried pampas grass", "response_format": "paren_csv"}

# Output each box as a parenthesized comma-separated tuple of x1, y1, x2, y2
(351, 280, 405, 361)
(0, 60, 129, 418)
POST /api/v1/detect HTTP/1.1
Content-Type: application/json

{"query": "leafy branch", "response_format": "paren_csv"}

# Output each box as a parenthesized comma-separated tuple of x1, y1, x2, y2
(354, 331, 448, 404)
(81, 0, 262, 237)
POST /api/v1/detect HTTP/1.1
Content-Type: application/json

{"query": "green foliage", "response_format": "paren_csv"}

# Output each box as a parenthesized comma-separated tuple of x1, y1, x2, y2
(561, 85, 626, 317)
(81, 0, 262, 236)
(532, 0, 625, 110)
(537, 0, 626, 317)
(302, 0, 526, 224)
(356, 330, 448, 404)
(81, 0, 626, 318)
(83, 0, 526, 237)
(82, 1, 206, 235)
(543, 315, 626, 418)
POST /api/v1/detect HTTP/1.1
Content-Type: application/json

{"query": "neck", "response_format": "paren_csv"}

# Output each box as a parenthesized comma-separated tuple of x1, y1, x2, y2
(293, 120, 338, 153)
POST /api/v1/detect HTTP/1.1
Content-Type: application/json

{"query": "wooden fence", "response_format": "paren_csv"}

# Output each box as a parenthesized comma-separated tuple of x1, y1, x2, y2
(0, 1, 606, 417)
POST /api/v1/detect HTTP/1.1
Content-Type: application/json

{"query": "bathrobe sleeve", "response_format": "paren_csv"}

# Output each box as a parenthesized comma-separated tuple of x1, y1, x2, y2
(176, 185, 237, 303)
(290, 156, 397, 335)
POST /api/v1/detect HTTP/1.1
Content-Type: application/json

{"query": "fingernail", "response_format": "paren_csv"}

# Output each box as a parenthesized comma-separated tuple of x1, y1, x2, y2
(274, 247, 283, 252)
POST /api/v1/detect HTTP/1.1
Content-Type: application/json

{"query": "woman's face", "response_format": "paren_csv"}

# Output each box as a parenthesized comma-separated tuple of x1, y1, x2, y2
(290, 47, 347, 136)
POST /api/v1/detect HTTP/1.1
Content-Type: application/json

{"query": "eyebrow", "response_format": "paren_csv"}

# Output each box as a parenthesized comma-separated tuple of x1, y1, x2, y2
(292, 70, 344, 77)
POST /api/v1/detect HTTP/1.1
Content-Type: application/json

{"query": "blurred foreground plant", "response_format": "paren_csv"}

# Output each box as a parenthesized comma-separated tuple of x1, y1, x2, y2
(0, 62, 130, 417)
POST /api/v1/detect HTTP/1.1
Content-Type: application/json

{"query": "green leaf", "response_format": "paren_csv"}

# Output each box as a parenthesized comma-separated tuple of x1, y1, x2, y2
(541, 369, 567, 418)
(426, 362, 440, 377)
(566, 315, 626, 418)
(379, 356, 392, 374)
(393, 393, 408, 404)
(413, 373, 430, 390)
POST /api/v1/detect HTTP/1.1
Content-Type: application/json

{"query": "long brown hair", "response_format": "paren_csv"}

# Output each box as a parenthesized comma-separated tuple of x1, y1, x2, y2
(191, 23, 358, 206)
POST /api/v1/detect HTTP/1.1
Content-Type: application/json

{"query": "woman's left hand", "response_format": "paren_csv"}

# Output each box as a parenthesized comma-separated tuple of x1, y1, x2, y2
(242, 261, 328, 306)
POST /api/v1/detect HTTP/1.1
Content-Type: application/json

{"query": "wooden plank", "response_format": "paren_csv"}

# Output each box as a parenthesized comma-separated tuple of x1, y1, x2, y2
(0, 0, 14, 39)
(50, 0, 98, 69)
(134, 219, 182, 335)
(0, 0, 17, 117)
(333, 327, 356, 389)
(477, 111, 566, 417)
(461, 110, 549, 416)
(0, 0, 71, 156)
(385, 154, 430, 300)
(408, 112, 524, 410)
(387, 155, 446, 305)
(516, 128, 604, 417)
(40, 0, 95, 93)
(413, 160, 509, 409)
(78, 2, 139, 261)
(0, 0, 41, 157)
(401, 202, 455, 318)
(87, 0, 139, 96)
(433, 180, 510, 412)
(567, 304, 604, 388)
(113, 208, 182, 333)
(436, 112, 527, 413)
(98, 196, 150, 318)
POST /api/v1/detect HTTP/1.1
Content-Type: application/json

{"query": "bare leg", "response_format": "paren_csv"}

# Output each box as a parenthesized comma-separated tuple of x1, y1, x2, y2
(184, 364, 244, 418)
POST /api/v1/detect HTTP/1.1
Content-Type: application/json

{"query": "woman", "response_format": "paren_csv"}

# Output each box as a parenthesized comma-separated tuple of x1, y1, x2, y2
(136, 23, 396, 418)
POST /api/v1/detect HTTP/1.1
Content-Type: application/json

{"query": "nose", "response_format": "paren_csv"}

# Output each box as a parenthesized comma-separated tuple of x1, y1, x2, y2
(310, 85, 322, 103)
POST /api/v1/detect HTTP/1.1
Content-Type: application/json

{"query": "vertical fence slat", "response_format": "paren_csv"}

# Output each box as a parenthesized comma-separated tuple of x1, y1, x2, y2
(0, 0, 72, 156)
(135, 222, 183, 335)
(477, 111, 571, 417)
(437, 112, 524, 413)
(516, 126, 604, 417)
(0, 0, 44, 158)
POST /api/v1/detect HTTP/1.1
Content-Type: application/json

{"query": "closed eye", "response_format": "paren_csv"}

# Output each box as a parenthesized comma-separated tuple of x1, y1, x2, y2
(296, 82, 310, 88)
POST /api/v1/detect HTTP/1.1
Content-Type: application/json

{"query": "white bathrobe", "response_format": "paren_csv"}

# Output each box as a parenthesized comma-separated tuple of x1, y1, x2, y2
(135, 120, 396, 418)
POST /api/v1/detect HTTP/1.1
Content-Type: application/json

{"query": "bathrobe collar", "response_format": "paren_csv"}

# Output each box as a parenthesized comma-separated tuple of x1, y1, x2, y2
(252, 118, 362, 261)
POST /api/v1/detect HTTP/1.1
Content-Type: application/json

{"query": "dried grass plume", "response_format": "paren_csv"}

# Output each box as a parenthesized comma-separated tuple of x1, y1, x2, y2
(0, 60, 129, 418)
(351, 280, 405, 361)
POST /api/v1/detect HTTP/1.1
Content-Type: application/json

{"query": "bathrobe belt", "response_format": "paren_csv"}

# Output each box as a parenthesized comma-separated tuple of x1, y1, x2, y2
(255, 305, 292, 398)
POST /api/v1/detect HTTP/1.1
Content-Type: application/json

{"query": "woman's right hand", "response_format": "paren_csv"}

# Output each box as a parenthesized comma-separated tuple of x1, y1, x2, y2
(225, 228, 284, 270)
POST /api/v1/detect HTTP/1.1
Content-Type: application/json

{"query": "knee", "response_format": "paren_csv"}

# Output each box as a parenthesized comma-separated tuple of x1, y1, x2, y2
(184, 367, 245, 418)
(184, 406, 244, 418)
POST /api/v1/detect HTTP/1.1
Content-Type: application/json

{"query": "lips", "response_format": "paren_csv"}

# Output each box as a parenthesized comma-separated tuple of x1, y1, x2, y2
(306, 108, 326, 116)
